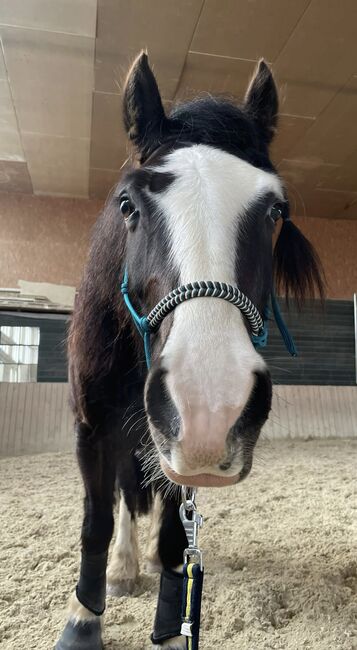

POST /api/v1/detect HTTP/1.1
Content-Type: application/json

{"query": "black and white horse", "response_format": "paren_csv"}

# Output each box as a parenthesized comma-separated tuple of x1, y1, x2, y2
(56, 53, 324, 649)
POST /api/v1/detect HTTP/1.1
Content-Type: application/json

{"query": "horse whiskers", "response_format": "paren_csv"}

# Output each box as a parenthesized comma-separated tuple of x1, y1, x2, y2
(123, 407, 146, 429)
(142, 435, 166, 455)
(162, 481, 179, 502)
(141, 456, 160, 476)
(140, 441, 166, 487)
(273, 393, 293, 406)
(266, 364, 292, 374)
(152, 469, 180, 501)
(138, 431, 154, 449)
(121, 401, 139, 420)
(140, 448, 158, 467)
(142, 468, 164, 490)
(125, 415, 148, 437)
(141, 449, 178, 492)
(267, 415, 292, 432)
(123, 404, 145, 420)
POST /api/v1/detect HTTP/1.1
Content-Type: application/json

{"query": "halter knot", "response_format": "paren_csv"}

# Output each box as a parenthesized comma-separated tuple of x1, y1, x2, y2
(120, 272, 129, 295)
(139, 316, 151, 335)
(251, 323, 269, 348)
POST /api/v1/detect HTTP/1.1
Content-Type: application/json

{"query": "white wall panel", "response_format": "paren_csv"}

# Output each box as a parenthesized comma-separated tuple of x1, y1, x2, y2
(0, 384, 356, 457)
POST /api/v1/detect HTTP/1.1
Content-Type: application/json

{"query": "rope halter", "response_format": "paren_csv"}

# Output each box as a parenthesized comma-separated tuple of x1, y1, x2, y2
(121, 267, 297, 368)
(147, 280, 263, 335)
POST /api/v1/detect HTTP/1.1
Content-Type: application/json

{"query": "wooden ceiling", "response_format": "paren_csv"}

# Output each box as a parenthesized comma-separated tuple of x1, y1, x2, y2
(0, 0, 357, 218)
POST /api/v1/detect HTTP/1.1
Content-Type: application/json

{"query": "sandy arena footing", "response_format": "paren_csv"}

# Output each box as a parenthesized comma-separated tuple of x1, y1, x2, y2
(0, 438, 356, 650)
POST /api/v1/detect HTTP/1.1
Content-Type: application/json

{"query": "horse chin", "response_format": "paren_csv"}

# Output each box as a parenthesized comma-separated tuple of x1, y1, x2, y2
(160, 458, 243, 488)
(148, 420, 255, 487)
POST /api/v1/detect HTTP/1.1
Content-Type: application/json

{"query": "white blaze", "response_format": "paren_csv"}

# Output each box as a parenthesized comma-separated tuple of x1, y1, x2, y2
(150, 145, 283, 470)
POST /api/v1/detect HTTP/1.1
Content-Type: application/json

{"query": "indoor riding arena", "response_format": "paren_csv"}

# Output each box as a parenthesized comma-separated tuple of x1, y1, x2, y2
(0, 3, 356, 650)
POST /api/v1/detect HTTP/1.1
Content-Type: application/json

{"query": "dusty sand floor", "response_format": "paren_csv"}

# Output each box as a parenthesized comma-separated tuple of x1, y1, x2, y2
(0, 438, 356, 650)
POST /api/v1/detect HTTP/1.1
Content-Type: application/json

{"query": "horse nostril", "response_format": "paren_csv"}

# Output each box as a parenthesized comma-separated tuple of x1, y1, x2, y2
(145, 366, 180, 440)
(160, 448, 171, 461)
(219, 460, 232, 471)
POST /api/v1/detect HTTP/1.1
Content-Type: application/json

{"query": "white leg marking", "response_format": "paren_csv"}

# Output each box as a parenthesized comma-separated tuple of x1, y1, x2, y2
(145, 492, 163, 574)
(106, 493, 139, 596)
(68, 591, 99, 625)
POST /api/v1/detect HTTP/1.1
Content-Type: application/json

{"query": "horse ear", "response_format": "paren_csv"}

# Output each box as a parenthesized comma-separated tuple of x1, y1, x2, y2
(244, 59, 278, 144)
(123, 51, 167, 157)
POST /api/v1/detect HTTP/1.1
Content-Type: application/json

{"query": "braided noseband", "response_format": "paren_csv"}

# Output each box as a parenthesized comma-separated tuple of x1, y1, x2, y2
(121, 268, 299, 368)
(146, 280, 263, 335)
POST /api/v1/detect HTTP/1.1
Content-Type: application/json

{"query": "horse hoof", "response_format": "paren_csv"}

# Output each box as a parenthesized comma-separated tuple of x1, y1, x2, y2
(107, 578, 136, 597)
(55, 618, 103, 650)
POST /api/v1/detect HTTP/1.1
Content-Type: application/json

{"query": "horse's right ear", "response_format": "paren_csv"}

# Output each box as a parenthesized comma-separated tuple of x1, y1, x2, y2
(244, 59, 278, 145)
(123, 51, 167, 158)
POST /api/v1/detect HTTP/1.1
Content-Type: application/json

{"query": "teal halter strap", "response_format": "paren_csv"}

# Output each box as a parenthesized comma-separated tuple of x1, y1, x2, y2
(121, 268, 297, 368)
(271, 291, 297, 357)
(121, 269, 152, 368)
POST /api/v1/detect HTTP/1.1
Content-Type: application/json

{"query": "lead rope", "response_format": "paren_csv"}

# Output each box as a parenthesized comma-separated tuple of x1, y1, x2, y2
(179, 488, 204, 650)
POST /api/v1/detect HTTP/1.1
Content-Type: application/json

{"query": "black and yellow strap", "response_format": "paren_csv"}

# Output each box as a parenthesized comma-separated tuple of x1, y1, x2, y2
(181, 562, 204, 650)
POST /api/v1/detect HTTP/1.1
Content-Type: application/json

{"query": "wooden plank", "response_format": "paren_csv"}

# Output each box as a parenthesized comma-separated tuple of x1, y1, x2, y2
(21, 383, 30, 453)
(4, 384, 16, 454)
(25, 382, 36, 453)
(44, 382, 52, 448)
(0, 384, 8, 447)
(53, 382, 62, 449)
(14, 384, 26, 454)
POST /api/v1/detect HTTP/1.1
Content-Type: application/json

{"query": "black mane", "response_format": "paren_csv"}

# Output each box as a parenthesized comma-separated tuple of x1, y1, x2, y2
(140, 96, 276, 173)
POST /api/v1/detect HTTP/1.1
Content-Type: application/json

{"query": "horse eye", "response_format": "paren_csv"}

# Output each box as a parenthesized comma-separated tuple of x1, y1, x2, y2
(269, 203, 283, 222)
(119, 197, 134, 218)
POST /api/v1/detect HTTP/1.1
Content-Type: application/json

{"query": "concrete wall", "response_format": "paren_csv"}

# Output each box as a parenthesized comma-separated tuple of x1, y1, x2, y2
(0, 192, 357, 299)
(0, 383, 356, 457)
(0, 193, 101, 288)
(294, 215, 357, 300)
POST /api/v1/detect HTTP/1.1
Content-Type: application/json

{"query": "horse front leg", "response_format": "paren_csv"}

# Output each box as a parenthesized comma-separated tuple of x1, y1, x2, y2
(55, 423, 116, 650)
(106, 490, 139, 596)
(151, 494, 188, 650)
(145, 492, 164, 574)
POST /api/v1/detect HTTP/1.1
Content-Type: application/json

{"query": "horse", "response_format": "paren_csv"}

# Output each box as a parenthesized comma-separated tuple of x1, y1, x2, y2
(55, 52, 324, 650)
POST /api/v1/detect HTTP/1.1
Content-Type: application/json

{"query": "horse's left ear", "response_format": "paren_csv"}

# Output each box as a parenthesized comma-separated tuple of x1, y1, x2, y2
(244, 59, 278, 144)
(123, 51, 167, 158)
